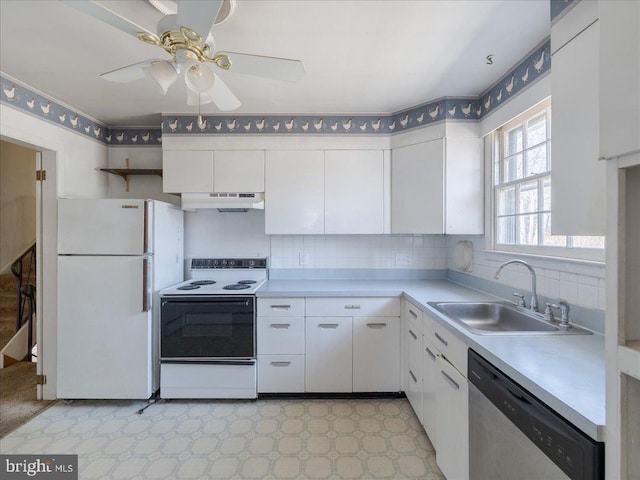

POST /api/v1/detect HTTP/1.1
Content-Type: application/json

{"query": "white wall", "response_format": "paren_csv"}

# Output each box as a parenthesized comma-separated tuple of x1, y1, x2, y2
(0, 140, 36, 273)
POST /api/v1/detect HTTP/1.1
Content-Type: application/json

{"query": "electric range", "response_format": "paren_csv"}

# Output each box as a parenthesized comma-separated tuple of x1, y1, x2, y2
(159, 258, 267, 399)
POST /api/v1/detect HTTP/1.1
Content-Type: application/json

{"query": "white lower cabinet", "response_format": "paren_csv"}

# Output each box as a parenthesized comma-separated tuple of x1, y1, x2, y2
(405, 315, 424, 422)
(257, 355, 305, 393)
(422, 339, 440, 449)
(436, 355, 469, 480)
(305, 317, 353, 392)
(352, 317, 400, 392)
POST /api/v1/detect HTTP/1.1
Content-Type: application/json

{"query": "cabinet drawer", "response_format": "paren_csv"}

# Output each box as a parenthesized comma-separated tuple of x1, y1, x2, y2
(405, 300, 424, 327)
(257, 317, 304, 354)
(306, 297, 400, 317)
(258, 298, 304, 317)
(257, 355, 305, 393)
(428, 318, 468, 376)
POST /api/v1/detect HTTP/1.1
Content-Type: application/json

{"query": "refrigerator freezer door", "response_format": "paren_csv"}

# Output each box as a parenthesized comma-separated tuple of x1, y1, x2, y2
(58, 199, 151, 255)
(57, 255, 153, 399)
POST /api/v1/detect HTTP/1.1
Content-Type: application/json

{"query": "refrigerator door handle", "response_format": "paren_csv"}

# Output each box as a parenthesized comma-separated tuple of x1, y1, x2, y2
(143, 200, 149, 253)
(142, 258, 150, 312)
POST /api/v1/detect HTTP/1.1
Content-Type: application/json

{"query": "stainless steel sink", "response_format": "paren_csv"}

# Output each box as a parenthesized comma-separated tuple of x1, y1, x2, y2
(427, 301, 592, 335)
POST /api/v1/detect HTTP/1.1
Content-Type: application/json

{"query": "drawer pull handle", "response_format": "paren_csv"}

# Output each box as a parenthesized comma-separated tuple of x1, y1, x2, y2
(434, 332, 448, 346)
(344, 305, 361, 309)
(441, 370, 460, 390)
(271, 361, 291, 367)
(366, 323, 387, 328)
(409, 329, 417, 340)
(409, 309, 418, 318)
(270, 304, 291, 309)
(270, 323, 290, 329)
(425, 347, 436, 361)
(319, 323, 339, 328)
(409, 370, 417, 383)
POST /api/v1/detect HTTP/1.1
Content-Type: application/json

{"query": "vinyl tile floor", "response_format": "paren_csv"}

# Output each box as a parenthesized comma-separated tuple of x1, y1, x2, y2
(0, 397, 445, 479)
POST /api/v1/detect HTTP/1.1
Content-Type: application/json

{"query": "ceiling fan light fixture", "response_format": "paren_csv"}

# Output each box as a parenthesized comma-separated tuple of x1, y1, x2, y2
(143, 60, 178, 94)
(187, 89, 214, 106)
(184, 60, 215, 93)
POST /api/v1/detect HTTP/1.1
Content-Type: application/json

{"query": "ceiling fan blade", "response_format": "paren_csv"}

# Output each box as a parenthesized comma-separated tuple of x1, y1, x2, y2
(218, 52, 305, 82)
(100, 60, 164, 83)
(208, 73, 242, 111)
(63, 0, 154, 38)
(177, 0, 222, 38)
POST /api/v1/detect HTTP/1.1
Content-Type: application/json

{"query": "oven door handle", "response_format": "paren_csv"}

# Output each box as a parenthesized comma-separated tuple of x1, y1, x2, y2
(161, 360, 256, 366)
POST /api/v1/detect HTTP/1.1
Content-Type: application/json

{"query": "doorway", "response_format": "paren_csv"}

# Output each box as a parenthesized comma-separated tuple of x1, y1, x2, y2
(0, 138, 55, 436)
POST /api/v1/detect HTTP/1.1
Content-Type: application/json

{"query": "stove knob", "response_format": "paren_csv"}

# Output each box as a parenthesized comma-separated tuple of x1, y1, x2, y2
(229, 260, 236, 267)
(221, 259, 228, 266)
(213, 259, 219, 266)
(248, 260, 255, 267)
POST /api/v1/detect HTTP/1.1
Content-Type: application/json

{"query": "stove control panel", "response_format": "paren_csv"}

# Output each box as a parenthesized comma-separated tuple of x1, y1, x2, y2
(191, 258, 268, 269)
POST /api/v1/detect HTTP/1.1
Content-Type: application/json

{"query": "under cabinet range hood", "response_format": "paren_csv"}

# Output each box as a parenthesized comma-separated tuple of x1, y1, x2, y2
(181, 193, 265, 212)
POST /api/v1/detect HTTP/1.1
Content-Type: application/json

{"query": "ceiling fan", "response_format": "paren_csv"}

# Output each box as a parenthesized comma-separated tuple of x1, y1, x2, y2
(65, 0, 305, 111)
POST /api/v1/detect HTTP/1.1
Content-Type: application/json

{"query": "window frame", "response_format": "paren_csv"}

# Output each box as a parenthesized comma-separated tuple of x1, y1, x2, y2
(489, 99, 605, 263)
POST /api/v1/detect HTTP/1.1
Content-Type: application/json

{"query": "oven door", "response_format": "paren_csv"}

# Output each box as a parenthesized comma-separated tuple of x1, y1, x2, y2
(160, 296, 255, 361)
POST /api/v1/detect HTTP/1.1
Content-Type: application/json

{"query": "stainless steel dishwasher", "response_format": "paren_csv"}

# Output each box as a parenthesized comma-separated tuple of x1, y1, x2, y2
(468, 350, 604, 480)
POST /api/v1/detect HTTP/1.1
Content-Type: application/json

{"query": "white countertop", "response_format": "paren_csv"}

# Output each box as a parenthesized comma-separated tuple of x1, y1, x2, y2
(256, 279, 605, 441)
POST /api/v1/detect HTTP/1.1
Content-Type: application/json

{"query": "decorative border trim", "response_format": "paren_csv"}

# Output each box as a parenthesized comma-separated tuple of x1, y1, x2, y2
(2, 36, 551, 142)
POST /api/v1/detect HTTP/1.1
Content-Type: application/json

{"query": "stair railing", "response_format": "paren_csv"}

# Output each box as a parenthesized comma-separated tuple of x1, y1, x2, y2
(10, 243, 36, 341)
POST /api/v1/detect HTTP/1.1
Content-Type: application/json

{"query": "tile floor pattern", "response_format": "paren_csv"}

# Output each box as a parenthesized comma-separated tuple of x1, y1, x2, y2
(0, 397, 445, 480)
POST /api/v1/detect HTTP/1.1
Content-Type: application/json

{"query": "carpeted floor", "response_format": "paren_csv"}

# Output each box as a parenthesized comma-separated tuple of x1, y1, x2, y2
(1, 397, 445, 479)
(0, 361, 55, 438)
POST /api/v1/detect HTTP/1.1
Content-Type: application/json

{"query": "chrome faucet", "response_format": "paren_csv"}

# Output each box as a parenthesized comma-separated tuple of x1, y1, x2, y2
(545, 301, 571, 328)
(495, 259, 539, 312)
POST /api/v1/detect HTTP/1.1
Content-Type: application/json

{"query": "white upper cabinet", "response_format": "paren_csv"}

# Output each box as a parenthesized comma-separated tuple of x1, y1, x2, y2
(324, 150, 384, 234)
(391, 138, 482, 234)
(551, 1, 605, 235)
(213, 150, 265, 192)
(599, 1, 640, 161)
(163, 150, 214, 193)
(265, 150, 325, 234)
(163, 150, 265, 193)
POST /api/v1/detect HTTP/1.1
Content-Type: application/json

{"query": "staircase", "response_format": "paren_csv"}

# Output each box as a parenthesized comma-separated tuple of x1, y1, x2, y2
(0, 273, 19, 353)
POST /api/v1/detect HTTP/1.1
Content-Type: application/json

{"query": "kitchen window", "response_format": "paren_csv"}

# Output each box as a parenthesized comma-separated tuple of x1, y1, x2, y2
(492, 99, 605, 260)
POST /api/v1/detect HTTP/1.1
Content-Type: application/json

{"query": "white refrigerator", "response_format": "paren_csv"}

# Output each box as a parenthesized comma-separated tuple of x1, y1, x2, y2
(57, 199, 183, 399)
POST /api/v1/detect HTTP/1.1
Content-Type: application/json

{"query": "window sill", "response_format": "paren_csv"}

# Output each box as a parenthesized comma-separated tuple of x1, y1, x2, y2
(485, 245, 605, 267)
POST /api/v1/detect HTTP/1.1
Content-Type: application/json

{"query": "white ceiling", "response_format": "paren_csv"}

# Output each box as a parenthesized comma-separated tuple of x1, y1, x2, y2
(0, 0, 549, 126)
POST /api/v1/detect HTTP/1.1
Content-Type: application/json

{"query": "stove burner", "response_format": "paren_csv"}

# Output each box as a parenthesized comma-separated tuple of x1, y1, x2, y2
(223, 284, 251, 290)
(190, 280, 216, 286)
(177, 285, 200, 290)
(238, 280, 257, 285)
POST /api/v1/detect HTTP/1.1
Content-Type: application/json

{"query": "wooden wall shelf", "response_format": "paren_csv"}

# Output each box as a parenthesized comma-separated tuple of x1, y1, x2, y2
(99, 159, 162, 192)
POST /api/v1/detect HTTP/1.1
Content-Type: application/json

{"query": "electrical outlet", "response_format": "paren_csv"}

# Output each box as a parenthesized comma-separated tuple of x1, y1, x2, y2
(299, 252, 309, 265)
(395, 253, 412, 266)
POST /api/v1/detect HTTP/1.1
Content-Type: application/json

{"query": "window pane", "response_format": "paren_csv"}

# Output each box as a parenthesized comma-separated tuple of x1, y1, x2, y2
(542, 213, 567, 246)
(497, 187, 516, 215)
(526, 113, 547, 147)
(505, 127, 523, 155)
(525, 144, 548, 176)
(570, 236, 606, 249)
(519, 181, 538, 214)
(503, 154, 523, 182)
(518, 214, 539, 245)
(497, 216, 516, 244)
(543, 177, 551, 211)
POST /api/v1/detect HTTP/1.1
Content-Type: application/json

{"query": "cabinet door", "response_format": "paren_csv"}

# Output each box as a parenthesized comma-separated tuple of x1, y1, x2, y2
(405, 318, 423, 421)
(599, 1, 640, 160)
(391, 140, 444, 234)
(214, 150, 265, 193)
(422, 340, 439, 448)
(305, 317, 352, 392)
(352, 317, 400, 392)
(551, 21, 606, 235)
(265, 150, 325, 234)
(436, 356, 469, 480)
(163, 150, 214, 193)
(324, 150, 384, 234)
(445, 138, 483, 234)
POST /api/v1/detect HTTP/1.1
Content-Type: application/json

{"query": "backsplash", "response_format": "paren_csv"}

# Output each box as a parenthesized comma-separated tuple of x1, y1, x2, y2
(183, 211, 604, 313)
(446, 236, 606, 312)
